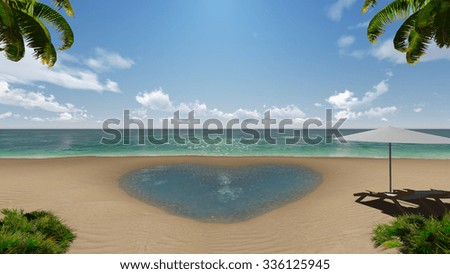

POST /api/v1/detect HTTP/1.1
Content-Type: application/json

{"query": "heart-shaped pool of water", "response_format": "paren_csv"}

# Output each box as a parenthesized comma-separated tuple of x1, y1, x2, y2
(119, 164, 322, 223)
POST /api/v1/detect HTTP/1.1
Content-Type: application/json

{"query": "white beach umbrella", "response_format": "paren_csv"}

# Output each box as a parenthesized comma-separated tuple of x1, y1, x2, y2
(343, 126, 450, 192)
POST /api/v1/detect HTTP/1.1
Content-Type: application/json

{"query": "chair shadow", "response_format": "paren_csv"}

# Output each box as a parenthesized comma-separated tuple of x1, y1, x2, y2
(355, 189, 450, 218)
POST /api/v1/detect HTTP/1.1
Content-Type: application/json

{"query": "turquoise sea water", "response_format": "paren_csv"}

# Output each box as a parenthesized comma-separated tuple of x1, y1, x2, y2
(1, 129, 450, 159)
(119, 164, 322, 222)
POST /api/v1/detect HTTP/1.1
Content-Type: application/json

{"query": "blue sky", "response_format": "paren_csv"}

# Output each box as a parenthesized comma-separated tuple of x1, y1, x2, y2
(1, 0, 450, 128)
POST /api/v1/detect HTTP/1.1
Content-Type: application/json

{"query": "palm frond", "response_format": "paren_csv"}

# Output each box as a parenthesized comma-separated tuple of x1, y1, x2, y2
(367, 0, 417, 43)
(12, 6, 57, 66)
(365, 0, 431, 43)
(433, 0, 450, 47)
(32, 2, 74, 50)
(412, 0, 432, 10)
(0, 0, 74, 66)
(394, 12, 419, 52)
(363, 0, 446, 64)
(406, 28, 432, 64)
(362, 0, 379, 14)
(415, 0, 437, 31)
(52, 0, 74, 17)
(0, 1, 25, 61)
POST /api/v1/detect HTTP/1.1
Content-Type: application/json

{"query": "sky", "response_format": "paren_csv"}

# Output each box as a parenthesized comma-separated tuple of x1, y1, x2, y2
(1, 0, 450, 129)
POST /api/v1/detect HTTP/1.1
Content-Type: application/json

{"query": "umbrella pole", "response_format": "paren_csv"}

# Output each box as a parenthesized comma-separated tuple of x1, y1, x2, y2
(389, 142, 392, 192)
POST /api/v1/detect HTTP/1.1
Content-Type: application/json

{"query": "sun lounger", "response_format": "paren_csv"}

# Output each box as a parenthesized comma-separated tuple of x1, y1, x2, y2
(354, 190, 407, 202)
(354, 189, 450, 215)
(426, 189, 450, 212)
(353, 190, 410, 212)
(429, 189, 450, 199)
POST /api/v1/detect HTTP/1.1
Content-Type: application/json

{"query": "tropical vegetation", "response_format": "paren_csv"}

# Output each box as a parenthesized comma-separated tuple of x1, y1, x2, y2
(0, 208, 76, 254)
(0, 0, 74, 66)
(373, 212, 450, 254)
(362, 0, 450, 64)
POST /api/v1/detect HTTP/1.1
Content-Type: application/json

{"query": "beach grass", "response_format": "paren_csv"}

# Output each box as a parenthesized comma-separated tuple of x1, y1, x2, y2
(373, 213, 450, 254)
(0, 209, 76, 254)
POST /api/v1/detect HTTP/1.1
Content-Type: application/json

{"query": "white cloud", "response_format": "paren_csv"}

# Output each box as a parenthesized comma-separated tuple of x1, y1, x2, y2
(131, 108, 148, 119)
(0, 81, 71, 112)
(347, 50, 366, 59)
(233, 108, 261, 119)
(414, 107, 423, 113)
(385, 69, 394, 77)
(348, 20, 370, 30)
(266, 105, 308, 125)
(0, 48, 131, 92)
(326, 77, 396, 121)
(135, 88, 312, 127)
(420, 43, 450, 62)
(136, 89, 261, 120)
(0, 83, 74, 113)
(364, 106, 397, 118)
(24, 116, 45, 122)
(267, 105, 305, 119)
(327, 80, 389, 110)
(327, 0, 357, 21)
(105, 79, 120, 92)
(364, 80, 389, 102)
(327, 90, 358, 110)
(24, 112, 89, 122)
(334, 109, 356, 120)
(85, 48, 135, 71)
(0, 81, 88, 122)
(55, 112, 74, 121)
(337, 35, 355, 48)
(58, 51, 80, 63)
(334, 107, 397, 120)
(136, 88, 174, 111)
(314, 103, 323, 107)
(370, 40, 406, 64)
(209, 108, 260, 120)
(31, 117, 44, 122)
(337, 35, 367, 58)
(0, 111, 12, 119)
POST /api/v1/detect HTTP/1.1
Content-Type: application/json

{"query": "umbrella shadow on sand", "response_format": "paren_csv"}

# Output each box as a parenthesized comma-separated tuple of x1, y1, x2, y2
(354, 189, 450, 218)
(345, 127, 450, 218)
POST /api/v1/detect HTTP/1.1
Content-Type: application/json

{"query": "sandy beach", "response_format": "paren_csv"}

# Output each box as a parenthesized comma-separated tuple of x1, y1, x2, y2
(0, 156, 449, 254)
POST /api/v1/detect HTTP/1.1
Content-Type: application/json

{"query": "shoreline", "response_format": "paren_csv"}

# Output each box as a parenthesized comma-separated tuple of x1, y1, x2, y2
(2, 155, 450, 160)
(1, 156, 449, 253)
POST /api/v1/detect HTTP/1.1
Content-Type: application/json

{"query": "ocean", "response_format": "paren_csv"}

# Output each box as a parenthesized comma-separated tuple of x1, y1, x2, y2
(1, 129, 450, 159)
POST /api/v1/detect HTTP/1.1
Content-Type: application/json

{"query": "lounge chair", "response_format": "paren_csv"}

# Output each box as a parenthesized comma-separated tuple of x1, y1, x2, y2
(353, 190, 411, 213)
(425, 189, 450, 212)
(393, 189, 439, 215)
(354, 189, 450, 215)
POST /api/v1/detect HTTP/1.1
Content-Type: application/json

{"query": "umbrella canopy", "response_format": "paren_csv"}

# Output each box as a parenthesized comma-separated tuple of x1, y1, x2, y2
(344, 126, 450, 192)
(344, 126, 450, 144)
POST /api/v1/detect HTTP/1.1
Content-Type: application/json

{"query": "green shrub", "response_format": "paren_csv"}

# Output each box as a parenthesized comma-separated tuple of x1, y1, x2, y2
(0, 209, 76, 254)
(373, 212, 450, 254)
